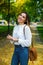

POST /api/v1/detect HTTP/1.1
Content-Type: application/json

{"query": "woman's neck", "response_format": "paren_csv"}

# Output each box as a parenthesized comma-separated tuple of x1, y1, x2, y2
(19, 23, 24, 25)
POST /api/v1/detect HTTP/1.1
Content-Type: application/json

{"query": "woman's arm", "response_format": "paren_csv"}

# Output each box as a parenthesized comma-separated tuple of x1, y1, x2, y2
(18, 26, 32, 47)
(7, 25, 18, 43)
(7, 34, 18, 42)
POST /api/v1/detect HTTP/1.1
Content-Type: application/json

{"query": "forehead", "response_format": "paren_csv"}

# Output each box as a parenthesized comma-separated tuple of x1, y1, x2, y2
(21, 13, 26, 17)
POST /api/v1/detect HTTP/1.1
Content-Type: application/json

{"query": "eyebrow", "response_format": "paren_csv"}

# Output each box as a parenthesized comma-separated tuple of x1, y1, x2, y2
(20, 14, 26, 18)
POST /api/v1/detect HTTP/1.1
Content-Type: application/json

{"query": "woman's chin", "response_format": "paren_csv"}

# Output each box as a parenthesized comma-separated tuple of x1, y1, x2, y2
(18, 20, 22, 23)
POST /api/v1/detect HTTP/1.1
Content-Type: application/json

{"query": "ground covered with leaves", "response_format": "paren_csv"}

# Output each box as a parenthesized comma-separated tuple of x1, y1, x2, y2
(0, 38, 43, 65)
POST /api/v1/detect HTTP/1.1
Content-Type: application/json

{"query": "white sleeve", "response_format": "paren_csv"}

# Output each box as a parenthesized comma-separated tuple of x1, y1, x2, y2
(10, 25, 17, 44)
(18, 26, 32, 47)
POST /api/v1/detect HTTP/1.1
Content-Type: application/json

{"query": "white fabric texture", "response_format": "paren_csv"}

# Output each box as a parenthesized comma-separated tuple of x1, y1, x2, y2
(10, 24, 32, 47)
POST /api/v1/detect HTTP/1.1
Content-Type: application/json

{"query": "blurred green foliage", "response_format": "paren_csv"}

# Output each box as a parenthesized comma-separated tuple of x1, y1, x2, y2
(0, 26, 14, 36)
(0, 0, 43, 39)
(0, 0, 43, 22)
(37, 26, 43, 42)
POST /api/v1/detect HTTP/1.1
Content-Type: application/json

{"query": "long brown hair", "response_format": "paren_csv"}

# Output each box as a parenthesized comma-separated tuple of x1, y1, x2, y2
(21, 12, 30, 26)
(16, 12, 30, 26)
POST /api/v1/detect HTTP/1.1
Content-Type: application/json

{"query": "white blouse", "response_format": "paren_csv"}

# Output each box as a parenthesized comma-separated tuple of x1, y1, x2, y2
(10, 24, 32, 47)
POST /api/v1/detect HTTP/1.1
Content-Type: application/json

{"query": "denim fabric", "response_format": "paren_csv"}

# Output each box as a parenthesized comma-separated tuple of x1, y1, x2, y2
(11, 45, 29, 65)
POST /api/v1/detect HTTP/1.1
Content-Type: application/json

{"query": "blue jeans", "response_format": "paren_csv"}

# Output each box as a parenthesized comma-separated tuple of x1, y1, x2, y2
(11, 45, 29, 65)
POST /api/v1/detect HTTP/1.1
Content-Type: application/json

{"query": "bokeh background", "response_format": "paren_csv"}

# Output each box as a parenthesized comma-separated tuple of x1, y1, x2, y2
(0, 0, 43, 65)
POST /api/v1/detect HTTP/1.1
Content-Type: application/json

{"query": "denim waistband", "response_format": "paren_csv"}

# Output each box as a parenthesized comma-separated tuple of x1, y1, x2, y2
(15, 45, 29, 48)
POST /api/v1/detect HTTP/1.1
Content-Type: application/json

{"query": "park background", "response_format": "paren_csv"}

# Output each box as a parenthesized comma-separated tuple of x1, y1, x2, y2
(0, 0, 43, 65)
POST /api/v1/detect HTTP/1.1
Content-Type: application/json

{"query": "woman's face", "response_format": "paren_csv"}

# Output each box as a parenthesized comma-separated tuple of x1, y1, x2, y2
(18, 13, 26, 24)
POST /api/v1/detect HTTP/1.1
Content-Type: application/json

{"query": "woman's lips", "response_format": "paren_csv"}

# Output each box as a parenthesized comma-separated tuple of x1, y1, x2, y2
(18, 17, 22, 21)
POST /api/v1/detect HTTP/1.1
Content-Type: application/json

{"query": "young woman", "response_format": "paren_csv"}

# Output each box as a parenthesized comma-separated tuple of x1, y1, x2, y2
(7, 12, 32, 65)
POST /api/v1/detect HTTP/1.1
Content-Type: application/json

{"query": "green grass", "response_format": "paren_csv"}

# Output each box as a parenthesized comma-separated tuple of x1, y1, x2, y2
(0, 26, 14, 36)
(37, 26, 43, 41)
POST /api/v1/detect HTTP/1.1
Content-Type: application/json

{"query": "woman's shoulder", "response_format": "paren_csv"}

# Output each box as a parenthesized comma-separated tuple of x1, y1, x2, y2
(14, 24, 18, 27)
(25, 25, 30, 30)
(14, 24, 18, 28)
(13, 24, 18, 30)
(25, 25, 32, 35)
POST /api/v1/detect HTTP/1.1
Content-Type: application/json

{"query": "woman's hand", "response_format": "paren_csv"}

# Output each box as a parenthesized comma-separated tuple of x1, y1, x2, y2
(13, 38, 18, 42)
(7, 34, 18, 42)
(7, 34, 13, 40)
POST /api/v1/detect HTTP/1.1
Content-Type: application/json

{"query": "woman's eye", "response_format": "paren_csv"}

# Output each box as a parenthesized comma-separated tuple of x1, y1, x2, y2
(23, 16, 25, 18)
(20, 14, 25, 18)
